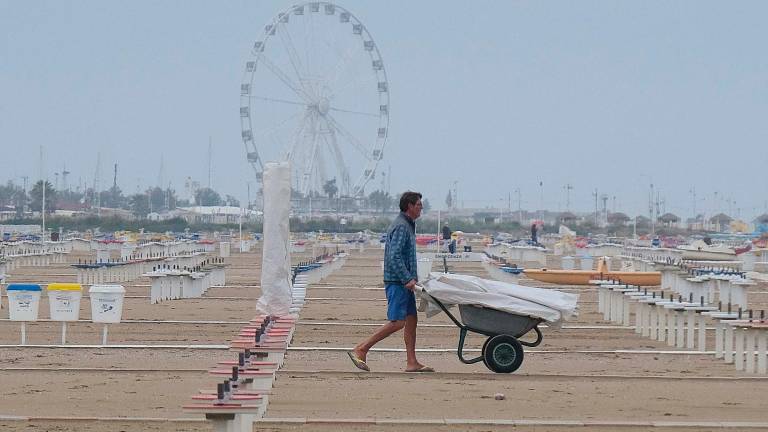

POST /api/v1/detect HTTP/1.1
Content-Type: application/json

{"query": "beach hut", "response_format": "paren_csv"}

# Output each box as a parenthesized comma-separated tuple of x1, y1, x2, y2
(558, 211, 578, 226)
(658, 212, 680, 227)
(709, 213, 733, 232)
(752, 214, 768, 234)
(607, 212, 630, 226)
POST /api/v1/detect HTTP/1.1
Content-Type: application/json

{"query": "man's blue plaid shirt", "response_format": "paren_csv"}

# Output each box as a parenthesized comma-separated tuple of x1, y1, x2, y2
(383, 212, 418, 285)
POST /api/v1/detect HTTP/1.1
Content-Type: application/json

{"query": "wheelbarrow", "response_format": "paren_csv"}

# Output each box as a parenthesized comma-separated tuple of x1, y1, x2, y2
(423, 292, 543, 373)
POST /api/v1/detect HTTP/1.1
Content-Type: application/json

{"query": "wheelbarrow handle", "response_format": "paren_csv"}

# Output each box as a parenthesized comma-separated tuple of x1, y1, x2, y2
(418, 290, 465, 329)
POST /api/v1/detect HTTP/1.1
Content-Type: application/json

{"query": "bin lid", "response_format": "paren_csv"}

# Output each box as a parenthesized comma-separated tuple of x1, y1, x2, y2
(6, 283, 42, 291)
(47, 283, 82, 291)
(89, 284, 126, 294)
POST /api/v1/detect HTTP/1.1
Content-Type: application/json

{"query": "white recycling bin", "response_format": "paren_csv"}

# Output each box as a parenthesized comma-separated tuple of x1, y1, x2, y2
(89, 284, 126, 323)
(219, 241, 231, 258)
(47, 283, 83, 321)
(7, 284, 42, 321)
(417, 258, 433, 281)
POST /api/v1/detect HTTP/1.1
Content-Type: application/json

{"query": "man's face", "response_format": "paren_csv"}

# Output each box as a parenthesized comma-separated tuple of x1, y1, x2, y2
(407, 199, 423, 220)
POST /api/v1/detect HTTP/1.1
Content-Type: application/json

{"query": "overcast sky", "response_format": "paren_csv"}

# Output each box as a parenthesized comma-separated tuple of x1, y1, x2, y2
(1, 1, 766, 219)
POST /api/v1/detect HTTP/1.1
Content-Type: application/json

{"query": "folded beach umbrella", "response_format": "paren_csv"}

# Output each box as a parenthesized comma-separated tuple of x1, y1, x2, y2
(421, 273, 578, 326)
(257, 162, 293, 316)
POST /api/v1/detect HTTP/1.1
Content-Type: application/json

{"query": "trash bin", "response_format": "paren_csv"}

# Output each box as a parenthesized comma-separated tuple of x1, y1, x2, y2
(89, 284, 126, 323)
(47, 283, 83, 321)
(7, 284, 42, 321)
(417, 258, 433, 281)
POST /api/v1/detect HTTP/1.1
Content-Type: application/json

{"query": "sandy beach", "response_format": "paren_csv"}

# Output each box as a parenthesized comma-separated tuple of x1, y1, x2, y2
(1, 244, 768, 431)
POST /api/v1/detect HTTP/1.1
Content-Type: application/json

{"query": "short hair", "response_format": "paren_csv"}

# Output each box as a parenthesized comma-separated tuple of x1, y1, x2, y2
(399, 191, 422, 212)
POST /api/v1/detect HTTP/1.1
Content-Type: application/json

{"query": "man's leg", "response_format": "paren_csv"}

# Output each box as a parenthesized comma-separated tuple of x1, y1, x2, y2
(353, 320, 405, 362)
(403, 285, 433, 371)
(403, 313, 420, 369)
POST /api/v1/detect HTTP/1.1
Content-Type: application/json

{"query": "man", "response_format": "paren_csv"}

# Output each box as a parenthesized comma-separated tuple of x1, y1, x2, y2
(348, 191, 434, 372)
(441, 224, 452, 253)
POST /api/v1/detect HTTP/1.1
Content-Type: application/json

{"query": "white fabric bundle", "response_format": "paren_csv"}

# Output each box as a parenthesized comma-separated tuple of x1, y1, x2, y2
(257, 162, 293, 316)
(420, 272, 578, 326)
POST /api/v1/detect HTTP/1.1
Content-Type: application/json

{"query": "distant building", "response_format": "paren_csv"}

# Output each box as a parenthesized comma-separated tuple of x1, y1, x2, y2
(685, 214, 706, 230)
(754, 214, 768, 225)
(177, 206, 261, 225)
(607, 212, 630, 226)
(635, 215, 651, 228)
(709, 213, 733, 232)
(95, 207, 135, 220)
(754, 214, 768, 234)
(53, 210, 86, 218)
(0, 224, 41, 237)
(185, 177, 201, 203)
(657, 212, 680, 227)
(0, 209, 17, 221)
(558, 211, 578, 226)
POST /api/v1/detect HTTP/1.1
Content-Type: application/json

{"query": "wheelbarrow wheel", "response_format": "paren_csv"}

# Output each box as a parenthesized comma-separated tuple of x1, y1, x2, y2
(481, 337, 491, 369)
(483, 334, 524, 373)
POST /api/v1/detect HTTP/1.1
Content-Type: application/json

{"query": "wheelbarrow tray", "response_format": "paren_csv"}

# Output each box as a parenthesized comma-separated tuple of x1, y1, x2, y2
(458, 304, 540, 338)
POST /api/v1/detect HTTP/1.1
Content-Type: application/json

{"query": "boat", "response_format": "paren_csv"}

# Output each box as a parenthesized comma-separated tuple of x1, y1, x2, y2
(481, 256, 525, 284)
(523, 258, 661, 286)
(416, 235, 437, 246)
(677, 240, 736, 261)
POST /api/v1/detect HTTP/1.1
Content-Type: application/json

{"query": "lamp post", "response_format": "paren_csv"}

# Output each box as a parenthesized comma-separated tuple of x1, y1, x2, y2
(538, 180, 543, 220)
(453, 180, 458, 209)
(563, 184, 573, 211)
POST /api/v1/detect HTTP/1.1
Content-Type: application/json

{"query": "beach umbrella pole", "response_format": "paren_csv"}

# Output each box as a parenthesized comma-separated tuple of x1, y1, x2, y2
(61, 322, 67, 344)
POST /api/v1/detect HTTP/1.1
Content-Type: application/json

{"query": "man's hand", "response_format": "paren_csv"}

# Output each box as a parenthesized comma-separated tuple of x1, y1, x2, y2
(405, 279, 417, 291)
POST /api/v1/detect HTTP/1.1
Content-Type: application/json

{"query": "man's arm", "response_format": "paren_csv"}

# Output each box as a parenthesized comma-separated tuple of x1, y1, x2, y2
(404, 279, 417, 291)
(386, 225, 414, 285)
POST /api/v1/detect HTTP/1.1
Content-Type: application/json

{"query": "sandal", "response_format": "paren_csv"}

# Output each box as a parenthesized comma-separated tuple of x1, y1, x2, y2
(347, 351, 370, 372)
(405, 365, 435, 373)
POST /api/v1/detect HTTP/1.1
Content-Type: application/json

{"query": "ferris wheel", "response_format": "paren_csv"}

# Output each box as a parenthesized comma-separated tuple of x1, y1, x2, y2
(240, 2, 389, 198)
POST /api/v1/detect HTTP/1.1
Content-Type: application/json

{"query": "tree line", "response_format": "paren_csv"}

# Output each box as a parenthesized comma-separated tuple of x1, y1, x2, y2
(0, 180, 239, 218)
(0, 178, 431, 219)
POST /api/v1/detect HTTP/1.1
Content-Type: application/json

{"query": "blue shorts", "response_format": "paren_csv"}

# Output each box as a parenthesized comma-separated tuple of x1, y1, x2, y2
(385, 283, 417, 321)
